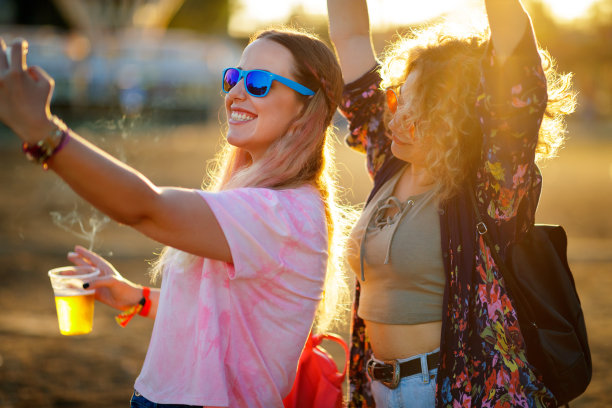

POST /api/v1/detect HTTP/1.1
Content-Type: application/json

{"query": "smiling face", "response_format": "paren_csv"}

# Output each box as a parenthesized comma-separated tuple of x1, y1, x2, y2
(224, 38, 307, 162)
(387, 68, 429, 166)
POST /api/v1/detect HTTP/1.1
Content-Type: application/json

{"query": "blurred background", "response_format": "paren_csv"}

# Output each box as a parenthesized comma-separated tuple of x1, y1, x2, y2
(0, 0, 610, 407)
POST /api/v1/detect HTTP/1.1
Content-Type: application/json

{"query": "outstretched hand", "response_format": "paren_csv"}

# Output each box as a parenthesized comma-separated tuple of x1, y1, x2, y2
(0, 37, 55, 142)
(67, 245, 143, 312)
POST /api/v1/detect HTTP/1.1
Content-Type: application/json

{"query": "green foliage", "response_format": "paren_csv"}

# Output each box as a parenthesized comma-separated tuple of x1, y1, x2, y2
(168, 0, 237, 33)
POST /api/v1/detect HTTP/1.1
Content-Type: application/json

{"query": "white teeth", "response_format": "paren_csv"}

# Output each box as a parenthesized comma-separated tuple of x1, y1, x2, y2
(231, 111, 255, 122)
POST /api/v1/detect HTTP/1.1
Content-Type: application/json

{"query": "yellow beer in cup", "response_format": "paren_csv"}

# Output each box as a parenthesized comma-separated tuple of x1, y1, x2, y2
(48, 266, 99, 335)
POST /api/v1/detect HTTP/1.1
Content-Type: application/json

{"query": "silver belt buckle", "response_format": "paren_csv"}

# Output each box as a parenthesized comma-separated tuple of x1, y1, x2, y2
(381, 359, 401, 389)
(366, 358, 375, 379)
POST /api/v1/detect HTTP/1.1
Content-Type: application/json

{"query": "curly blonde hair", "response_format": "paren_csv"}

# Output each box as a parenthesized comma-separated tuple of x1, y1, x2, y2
(380, 23, 576, 201)
(151, 27, 356, 334)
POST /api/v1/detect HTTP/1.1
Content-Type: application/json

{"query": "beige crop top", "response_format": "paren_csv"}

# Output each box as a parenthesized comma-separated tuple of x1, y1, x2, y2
(347, 167, 445, 325)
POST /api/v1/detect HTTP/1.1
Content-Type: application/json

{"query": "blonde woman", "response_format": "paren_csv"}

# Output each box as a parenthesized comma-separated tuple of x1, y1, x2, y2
(0, 28, 352, 407)
(327, 0, 575, 406)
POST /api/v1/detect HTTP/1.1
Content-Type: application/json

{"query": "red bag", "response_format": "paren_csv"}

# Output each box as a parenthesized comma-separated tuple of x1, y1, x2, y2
(283, 333, 349, 408)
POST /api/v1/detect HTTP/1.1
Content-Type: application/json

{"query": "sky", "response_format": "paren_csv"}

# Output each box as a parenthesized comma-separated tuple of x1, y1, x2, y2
(229, 0, 603, 36)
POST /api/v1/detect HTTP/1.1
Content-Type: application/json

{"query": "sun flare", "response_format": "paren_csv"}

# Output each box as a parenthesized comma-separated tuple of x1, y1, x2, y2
(229, 0, 601, 36)
(540, 0, 598, 21)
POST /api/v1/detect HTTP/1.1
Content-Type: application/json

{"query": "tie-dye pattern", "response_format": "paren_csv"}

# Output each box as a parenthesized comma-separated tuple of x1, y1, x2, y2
(339, 27, 557, 407)
(134, 185, 328, 407)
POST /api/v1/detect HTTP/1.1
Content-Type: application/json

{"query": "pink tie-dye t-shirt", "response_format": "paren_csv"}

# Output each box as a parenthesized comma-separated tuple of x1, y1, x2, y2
(134, 185, 328, 407)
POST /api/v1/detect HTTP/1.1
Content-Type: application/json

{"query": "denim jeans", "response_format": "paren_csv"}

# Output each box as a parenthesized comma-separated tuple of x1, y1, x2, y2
(368, 349, 439, 408)
(130, 390, 203, 408)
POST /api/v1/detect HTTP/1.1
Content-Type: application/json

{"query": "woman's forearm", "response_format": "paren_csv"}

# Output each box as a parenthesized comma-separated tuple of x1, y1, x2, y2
(327, 0, 376, 83)
(485, 0, 531, 63)
(327, 0, 371, 41)
(23, 117, 232, 262)
(38, 118, 162, 228)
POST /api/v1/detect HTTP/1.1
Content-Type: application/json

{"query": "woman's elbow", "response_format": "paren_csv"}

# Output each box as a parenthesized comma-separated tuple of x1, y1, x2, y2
(108, 190, 162, 228)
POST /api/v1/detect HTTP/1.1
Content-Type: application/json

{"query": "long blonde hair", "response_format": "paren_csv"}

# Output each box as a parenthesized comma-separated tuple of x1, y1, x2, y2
(151, 27, 355, 333)
(380, 23, 576, 201)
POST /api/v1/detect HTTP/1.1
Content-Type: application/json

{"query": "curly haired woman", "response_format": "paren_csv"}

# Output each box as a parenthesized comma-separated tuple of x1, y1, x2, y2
(327, 0, 575, 406)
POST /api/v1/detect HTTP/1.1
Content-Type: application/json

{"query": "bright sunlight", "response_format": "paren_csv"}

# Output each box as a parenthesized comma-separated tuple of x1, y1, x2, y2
(229, 0, 602, 36)
(540, 0, 600, 21)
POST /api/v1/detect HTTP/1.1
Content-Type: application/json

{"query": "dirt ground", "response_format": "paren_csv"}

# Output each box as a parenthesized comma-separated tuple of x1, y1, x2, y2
(0, 116, 610, 407)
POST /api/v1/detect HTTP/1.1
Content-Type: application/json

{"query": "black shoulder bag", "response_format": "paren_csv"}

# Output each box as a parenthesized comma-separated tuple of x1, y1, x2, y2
(469, 188, 592, 406)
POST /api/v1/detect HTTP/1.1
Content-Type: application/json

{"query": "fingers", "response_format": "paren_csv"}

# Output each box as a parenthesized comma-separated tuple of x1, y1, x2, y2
(67, 246, 103, 270)
(27, 66, 55, 108)
(73, 245, 108, 266)
(70, 245, 121, 280)
(27, 66, 53, 86)
(0, 38, 8, 71)
(83, 275, 115, 290)
(74, 244, 95, 256)
(9, 38, 27, 72)
(67, 251, 94, 267)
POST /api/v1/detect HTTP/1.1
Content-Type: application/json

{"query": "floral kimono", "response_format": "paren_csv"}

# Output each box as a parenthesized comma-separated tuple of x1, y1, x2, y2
(339, 25, 557, 407)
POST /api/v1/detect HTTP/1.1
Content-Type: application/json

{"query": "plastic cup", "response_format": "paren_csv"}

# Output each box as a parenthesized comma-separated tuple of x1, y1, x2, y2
(48, 266, 100, 335)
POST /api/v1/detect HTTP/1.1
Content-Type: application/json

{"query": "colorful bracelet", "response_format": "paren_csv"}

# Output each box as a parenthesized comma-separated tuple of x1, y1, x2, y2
(115, 287, 152, 328)
(21, 116, 70, 170)
(138, 287, 152, 317)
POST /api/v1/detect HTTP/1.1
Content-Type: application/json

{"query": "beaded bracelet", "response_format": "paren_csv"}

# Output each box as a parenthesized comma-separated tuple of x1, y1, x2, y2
(21, 116, 70, 170)
(115, 287, 152, 327)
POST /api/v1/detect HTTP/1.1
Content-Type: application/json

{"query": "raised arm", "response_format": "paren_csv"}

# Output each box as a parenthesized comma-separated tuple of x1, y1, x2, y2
(327, 0, 377, 83)
(485, 0, 531, 63)
(0, 38, 232, 263)
(476, 0, 549, 235)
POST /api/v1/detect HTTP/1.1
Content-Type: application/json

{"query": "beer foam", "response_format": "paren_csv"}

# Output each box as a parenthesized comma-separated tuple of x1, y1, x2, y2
(54, 289, 96, 297)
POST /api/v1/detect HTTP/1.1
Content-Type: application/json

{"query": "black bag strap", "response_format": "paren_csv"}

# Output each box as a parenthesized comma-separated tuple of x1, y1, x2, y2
(469, 187, 574, 408)
(467, 186, 538, 327)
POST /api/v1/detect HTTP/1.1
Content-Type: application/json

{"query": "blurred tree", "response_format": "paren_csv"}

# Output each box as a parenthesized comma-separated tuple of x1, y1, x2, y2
(523, 0, 612, 118)
(168, 0, 236, 34)
(5, 0, 68, 28)
(0, 0, 17, 24)
(523, 0, 560, 46)
(589, 0, 612, 25)
(1, 0, 237, 34)
(284, 5, 330, 43)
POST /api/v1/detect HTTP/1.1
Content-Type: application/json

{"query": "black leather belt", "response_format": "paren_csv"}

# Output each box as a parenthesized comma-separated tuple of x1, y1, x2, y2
(367, 351, 440, 389)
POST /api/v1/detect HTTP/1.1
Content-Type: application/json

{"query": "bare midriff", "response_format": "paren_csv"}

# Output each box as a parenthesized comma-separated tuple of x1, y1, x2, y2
(365, 320, 442, 361)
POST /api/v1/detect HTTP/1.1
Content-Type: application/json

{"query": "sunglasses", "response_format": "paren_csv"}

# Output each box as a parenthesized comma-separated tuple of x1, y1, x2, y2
(386, 88, 399, 114)
(222, 67, 315, 98)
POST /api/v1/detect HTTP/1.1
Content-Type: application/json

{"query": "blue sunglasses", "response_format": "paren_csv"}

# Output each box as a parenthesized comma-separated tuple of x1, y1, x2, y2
(222, 67, 315, 97)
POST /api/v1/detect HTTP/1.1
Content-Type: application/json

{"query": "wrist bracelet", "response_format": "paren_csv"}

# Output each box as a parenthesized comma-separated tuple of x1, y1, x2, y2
(115, 286, 152, 328)
(138, 287, 152, 317)
(21, 116, 70, 170)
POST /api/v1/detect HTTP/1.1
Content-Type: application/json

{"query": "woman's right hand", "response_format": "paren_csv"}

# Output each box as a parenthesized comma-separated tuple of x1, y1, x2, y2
(0, 37, 55, 142)
(67, 245, 143, 312)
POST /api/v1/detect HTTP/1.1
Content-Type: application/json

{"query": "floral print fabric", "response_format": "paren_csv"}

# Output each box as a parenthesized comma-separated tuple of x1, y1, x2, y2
(339, 25, 557, 408)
